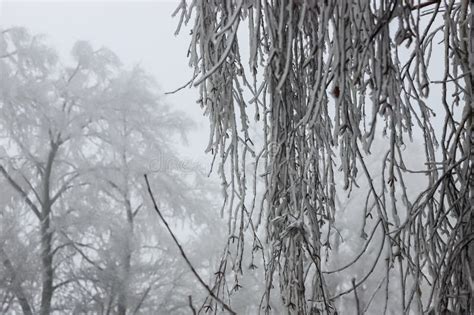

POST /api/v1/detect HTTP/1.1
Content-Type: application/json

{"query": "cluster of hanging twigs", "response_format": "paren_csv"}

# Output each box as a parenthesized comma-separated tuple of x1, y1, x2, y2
(173, 0, 472, 313)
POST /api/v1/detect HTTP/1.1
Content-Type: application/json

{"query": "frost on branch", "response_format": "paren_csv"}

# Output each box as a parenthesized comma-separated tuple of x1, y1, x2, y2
(175, 1, 473, 314)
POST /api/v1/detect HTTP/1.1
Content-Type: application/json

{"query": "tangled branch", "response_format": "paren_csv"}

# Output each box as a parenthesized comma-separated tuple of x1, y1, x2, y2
(175, 0, 473, 313)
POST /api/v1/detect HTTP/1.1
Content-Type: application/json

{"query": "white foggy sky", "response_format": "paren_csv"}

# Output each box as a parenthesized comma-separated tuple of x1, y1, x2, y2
(0, 0, 210, 163)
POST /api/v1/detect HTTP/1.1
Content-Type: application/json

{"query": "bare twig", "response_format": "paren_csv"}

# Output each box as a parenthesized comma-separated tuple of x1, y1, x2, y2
(144, 174, 236, 315)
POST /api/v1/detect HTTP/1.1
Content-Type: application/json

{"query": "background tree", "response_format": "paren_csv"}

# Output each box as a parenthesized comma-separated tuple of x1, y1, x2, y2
(174, 1, 473, 314)
(0, 28, 107, 315)
(78, 64, 220, 315)
(0, 27, 224, 314)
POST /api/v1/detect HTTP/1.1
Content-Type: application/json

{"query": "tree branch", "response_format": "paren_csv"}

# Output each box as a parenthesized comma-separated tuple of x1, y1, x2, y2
(144, 174, 236, 315)
(0, 165, 41, 219)
(409, 0, 441, 11)
(50, 174, 80, 205)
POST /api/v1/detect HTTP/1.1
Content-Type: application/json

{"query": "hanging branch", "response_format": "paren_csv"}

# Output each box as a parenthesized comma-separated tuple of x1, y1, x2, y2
(174, 0, 473, 313)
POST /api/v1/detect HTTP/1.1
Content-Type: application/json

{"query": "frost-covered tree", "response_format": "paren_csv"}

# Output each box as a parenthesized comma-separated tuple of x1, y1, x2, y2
(0, 28, 111, 315)
(174, 1, 474, 314)
(74, 65, 219, 315)
(0, 27, 222, 314)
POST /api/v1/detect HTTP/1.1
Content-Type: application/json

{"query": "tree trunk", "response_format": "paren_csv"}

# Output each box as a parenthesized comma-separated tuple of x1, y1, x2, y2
(39, 143, 58, 315)
(39, 213, 54, 315)
(117, 196, 134, 315)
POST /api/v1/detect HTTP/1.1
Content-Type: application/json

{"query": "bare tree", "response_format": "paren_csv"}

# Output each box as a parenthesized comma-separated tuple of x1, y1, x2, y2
(174, 1, 473, 313)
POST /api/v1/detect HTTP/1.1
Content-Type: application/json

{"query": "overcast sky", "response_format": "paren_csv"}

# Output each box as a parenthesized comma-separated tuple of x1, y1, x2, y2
(0, 0, 210, 165)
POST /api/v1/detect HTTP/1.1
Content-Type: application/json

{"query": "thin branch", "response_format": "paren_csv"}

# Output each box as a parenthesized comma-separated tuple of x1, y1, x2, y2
(50, 174, 80, 204)
(0, 165, 41, 219)
(188, 295, 197, 315)
(0, 247, 34, 315)
(144, 174, 237, 315)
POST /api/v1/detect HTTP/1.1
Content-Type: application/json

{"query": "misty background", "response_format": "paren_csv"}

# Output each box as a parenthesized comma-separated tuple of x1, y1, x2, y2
(1, 0, 209, 162)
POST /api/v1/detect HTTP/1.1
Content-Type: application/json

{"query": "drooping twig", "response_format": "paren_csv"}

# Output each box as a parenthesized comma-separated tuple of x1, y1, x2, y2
(188, 295, 197, 315)
(352, 278, 361, 315)
(175, 0, 472, 312)
(144, 174, 236, 315)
